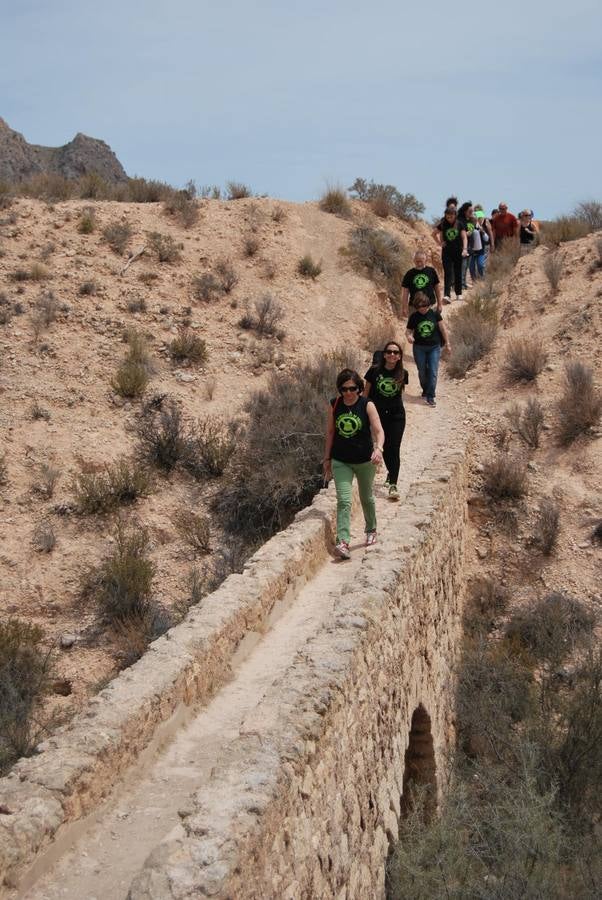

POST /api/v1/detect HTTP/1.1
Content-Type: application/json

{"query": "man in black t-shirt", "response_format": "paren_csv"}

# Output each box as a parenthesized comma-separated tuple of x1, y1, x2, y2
(400, 250, 442, 318)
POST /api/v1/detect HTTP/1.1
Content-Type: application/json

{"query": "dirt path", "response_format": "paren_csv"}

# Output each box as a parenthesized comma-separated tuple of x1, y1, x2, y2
(19, 365, 464, 900)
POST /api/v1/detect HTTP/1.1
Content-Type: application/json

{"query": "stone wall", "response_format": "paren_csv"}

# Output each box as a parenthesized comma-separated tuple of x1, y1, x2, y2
(129, 447, 467, 899)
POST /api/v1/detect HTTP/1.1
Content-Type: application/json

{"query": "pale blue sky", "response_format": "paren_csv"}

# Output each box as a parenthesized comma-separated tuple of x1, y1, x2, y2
(1, 0, 601, 218)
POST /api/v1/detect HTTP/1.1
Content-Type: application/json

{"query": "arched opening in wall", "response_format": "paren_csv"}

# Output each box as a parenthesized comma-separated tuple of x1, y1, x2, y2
(399, 704, 436, 820)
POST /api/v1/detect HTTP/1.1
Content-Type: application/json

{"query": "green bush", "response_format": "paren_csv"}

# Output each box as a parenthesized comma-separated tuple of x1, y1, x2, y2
(86, 525, 155, 623)
(0, 619, 54, 774)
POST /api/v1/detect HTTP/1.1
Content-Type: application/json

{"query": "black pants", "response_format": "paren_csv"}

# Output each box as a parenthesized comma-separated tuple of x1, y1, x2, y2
(382, 411, 405, 485)
(442, 252, 463, 297)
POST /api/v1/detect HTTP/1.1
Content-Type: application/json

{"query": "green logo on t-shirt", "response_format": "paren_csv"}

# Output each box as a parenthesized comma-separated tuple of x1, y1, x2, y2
(413, 272, 430, 290)
(376, 374, 400, 398)
(445, 227, 458, 242)
(336, 411, 362, 438)
(417, 319, 435, 339)
(467, 222, 475, 234)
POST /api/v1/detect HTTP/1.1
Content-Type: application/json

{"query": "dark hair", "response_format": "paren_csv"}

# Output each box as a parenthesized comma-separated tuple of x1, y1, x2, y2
(458, 201, 473, 219)
(445, 196, 458, 208)
(491, 208, 499, 217)
(380, 340, 405, 387)
(336, 368, 363, 393)
(442, 206, 456, 224)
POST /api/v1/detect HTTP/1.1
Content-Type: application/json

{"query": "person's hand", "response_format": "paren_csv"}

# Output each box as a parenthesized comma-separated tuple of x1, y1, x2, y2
(322, 459, 332, 480)
(406, 334, 414, 343)
(462, 250, 469, 258)
(371, 447, 383, 466)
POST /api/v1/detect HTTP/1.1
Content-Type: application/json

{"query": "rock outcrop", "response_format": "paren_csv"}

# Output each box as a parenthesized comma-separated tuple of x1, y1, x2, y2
(0, 117, 128, 183)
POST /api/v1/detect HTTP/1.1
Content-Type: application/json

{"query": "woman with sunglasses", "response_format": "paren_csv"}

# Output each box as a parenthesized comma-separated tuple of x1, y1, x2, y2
(363, 341, 407, 501)
(323, 369, 385, 559)
(406, 292, 451, 408)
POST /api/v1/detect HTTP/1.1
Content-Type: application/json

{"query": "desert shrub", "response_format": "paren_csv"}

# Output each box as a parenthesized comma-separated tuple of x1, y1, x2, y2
(112, 356, 149, 398)
(345, 225, 410, 298)
(136, 397, 189, 471)
(203, 376, 217, 400)
(147, 231, 181, 263)
(32, 520, 56, 553)
(297, 253, 322, 279)
(86, 524, 155, 624)
(319, 185, 351, 218)
(486, 240, 521, 279)
(125, 177, 172, 203)
(74, 458, 151, 514)
(243, 234, 260, 257)
(0, 619, 54, 774)
(183, 416, 237, 479)
(226, 181, 252, 200)
(505, 592, 595, 670)
(464, 576, 509, 635)
(361, 319, 399, 353)
(192, 272, 220, 302)
(503, 337, 547, 382)
(446, 296, 498, 378)
(348, 178, 425, 222)
(34, 290, 59, 326)
(543, 250, 564, 293)
(556, 360, 602, 445)
(239, 293, 285, 337)
(530, 496, 560, 555)
(78, 280, 98, 296)
(271, 204, 286, 223)
(126, 295, 147, 313)
(174, 510, 211, 554)
(214, 257, 239, 293)
(481, 453, 527, 500)
(0, 295, 13, 325)
(31, 400, 51, 421)
(574, 200, 602, 231)
(540, 215, 590, 246)
(102, 220, 132, 255)
(32, 462, 61, 499)
(168, 327, 207, 365)
(505, 397, 545, 449)
(77, 207, 96, 234)
(29, 262, 50, 282)
(163, 189, 200, 229)
(592, 520, 602, 544)
(138, 271, 159, 285)
(0, 451, 7, 486)
(112, 604, 172, 668)
(214, 349, 362, 538)
(18, 172, 73, 201)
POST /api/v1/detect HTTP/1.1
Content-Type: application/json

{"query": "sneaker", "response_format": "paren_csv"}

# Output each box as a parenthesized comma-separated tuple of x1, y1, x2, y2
(443, 295, 451, 305)
(334, 540, 351, 560)
(365, 531, 377, 547)
(427, 398, 437, 407)
(384, 477, 391, 489)
(457, 293, 464, 301)
(388, 484, 399, 501)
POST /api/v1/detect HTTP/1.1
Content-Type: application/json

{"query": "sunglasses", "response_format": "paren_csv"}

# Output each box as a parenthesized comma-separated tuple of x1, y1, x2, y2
(340, 386, 359, 393)
(416, 304, 429, 309)
(384, 349, 401, 355)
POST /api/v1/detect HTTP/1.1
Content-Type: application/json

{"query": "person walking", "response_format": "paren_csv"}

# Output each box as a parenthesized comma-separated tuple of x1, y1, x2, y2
(323, 369, 385, 559)
(434, 207, 463, 302)
(400, 250, 443, 318)
(456, 201, 474, 291)
(491, 202, 518, 247)
(406, 293, 451, 408)
(363, 341, 407, 502)
(518, 210, 538, 253)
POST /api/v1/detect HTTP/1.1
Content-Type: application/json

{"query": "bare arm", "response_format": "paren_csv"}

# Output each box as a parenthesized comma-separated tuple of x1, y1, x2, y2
(485, 220, 495, 251)
(366, 401, 385, 465)
(435, 282, 443, 312)
(323, 404, 335, 478)
(432, 226, 443, 247)
(439, 320, 451, 352)
(405, 328, 414, 344)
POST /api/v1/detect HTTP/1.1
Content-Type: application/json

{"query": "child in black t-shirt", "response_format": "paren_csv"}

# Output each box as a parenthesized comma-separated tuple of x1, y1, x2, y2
(406, 293, 451, 408)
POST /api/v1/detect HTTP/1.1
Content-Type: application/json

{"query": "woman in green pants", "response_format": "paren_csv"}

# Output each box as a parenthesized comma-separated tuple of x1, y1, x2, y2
(323, 368, 385, 559)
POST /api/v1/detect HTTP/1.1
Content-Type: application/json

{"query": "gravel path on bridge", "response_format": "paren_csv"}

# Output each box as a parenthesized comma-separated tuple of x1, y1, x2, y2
(20, 370, 463, 900)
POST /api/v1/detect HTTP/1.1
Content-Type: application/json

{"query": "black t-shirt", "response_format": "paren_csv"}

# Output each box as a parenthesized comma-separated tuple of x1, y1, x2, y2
(520, 224, 536, 245)
(364, 366, 407, 419)
(437, 218, 462, 255)
(401, 266, 440, 305)
(330, 395, 373, 464)
(407, 309, 443, 347)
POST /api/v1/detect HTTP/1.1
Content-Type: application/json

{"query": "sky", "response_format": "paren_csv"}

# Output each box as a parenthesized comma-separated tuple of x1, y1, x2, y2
(1, 0, 601, 219)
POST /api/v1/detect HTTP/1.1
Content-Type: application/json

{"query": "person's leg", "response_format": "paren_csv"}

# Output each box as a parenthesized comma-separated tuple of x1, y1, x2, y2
(383, 414, 405, 485)
(469, 253, 477, 281)
(413, 344, 428, 396)
(453, 256, 463, 297)
(352, 461, 377, 534)
(425, 345, 442, 401)
(476, 250, 485, 277)
(442, 253, 453, 297)
(331, 459, 354, 544)
(461, 255, 469, 289)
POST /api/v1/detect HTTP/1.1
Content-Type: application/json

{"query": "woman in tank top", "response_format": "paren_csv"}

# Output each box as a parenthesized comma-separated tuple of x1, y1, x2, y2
(323, 368, 385, 559)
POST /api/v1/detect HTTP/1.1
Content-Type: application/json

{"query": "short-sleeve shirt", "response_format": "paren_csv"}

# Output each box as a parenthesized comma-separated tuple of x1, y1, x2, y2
(437, 218, 462, 255)
(364, 366, 407, 419)
(401, 266, 440, 305)
(492, 212, 518, 240)
(407, 309, 443, 347)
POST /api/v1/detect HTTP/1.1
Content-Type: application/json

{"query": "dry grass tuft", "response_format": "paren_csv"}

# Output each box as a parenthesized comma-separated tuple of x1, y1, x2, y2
(529, 497, 560, 556)
(505, 397, 545, 449)
(102, 220, 132, 255)
(168, 327, 208, 365)
(503, 338, 547, 382)
(556, 360, 601, 445)
(481, 454, 528, 500)
(319, 185, 351, 218)
(447, 297, 498, 378)
(542, 250, 564, 293)
(297, 254, 322, 279)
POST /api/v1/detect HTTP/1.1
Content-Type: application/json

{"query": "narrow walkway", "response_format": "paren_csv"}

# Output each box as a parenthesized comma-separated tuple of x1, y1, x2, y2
(20, 375, 461, 900)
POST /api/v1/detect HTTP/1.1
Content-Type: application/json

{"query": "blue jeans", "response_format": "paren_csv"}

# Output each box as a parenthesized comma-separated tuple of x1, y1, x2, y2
(469, 250, 486, 279)
(413, 344, 441, 401)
